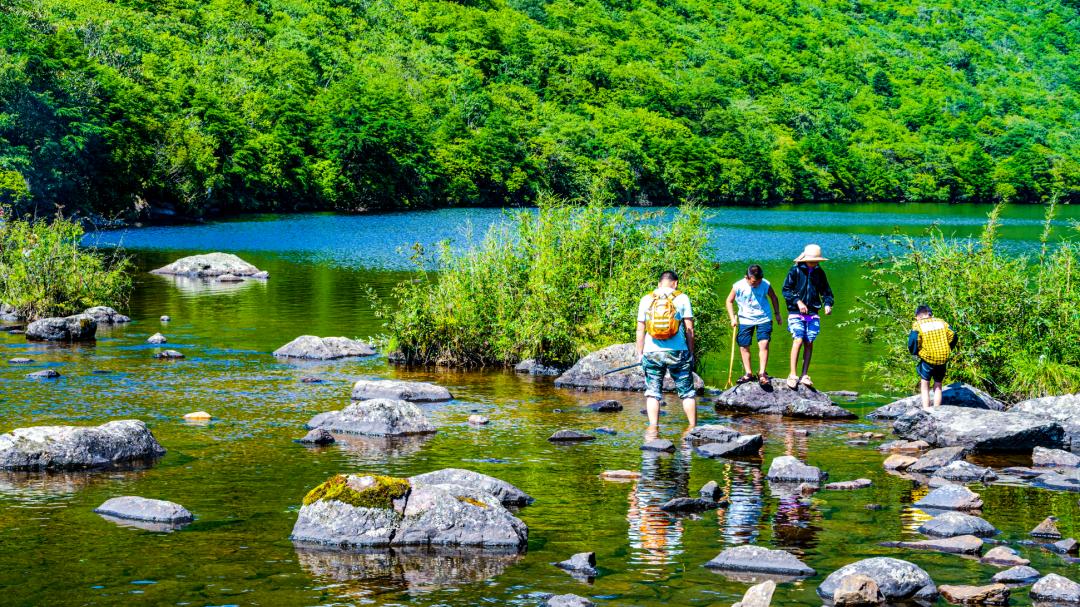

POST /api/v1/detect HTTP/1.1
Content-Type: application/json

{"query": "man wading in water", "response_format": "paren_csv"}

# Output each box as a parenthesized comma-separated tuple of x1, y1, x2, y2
(636, 270, 697, 437)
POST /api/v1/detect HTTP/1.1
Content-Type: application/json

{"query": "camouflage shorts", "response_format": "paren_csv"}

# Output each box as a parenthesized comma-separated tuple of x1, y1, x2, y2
(641, 350, 695, 399)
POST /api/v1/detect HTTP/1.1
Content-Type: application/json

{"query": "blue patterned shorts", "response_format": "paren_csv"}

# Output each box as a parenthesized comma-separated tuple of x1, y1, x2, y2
(788, 314, 821, 342)
(641, 350, 695, 399)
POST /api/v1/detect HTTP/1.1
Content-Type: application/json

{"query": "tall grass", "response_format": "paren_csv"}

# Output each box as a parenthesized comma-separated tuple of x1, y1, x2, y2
(383, 194, 722, 367)
(849, 200, 1080, 401)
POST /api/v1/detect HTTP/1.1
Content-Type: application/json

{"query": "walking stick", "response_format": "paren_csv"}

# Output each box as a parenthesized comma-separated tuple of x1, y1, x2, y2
(725, 325, 737, 388)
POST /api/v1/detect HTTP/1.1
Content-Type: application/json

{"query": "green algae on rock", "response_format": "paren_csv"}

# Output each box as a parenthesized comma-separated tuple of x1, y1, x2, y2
(302, 474, 410, 510)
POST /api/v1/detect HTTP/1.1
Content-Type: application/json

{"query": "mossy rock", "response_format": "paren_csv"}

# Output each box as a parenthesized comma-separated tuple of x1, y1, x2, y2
(456, 495, 489, 509)
(302, 474, 410, 509)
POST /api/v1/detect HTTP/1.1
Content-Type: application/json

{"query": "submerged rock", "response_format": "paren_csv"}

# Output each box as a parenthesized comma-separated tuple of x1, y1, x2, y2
(938, 583, 1009, 605)
(659, 497, 721, 513)
(554, 552, 597, 577)
(600, 470, 640, 481)
(274, 336, 376, 359)
(514, 359, 563, 376)
(981, 546, 1030, 567)
(0, 420, 165, 470)
(25, 314, 97, 342)
(1033, 446, 1080, 468)
(766, 456, 827, 483)
(893, 406, 1065, 453)
(642, 438, 675, 452)
(155, 349, 184, 359)
(83, 306, 130, 324)
(351, 379, 452, 402)
(307, 399, 437, 437)
(991, 565, 1041, 584)
(553, 343, 703, 392)
(548, 430, 595, 443)
(931, 460, 998, 483)
(546, 595, 593, 607)
(1030, 573, 1080, 603)
(151, 252, 266, 278)
(296, 428, 335, 445)
(914, 484, 983, 511)
(881, 534, 983, 555)
(705, 545, 815, 576)
(8, 358, 33, 364)
(467, 414, 489, 426)
(588, 400, 622, 412)
(712, 381, 856, 419)
(817, 557, 937, 602)
(868, 383, 1005, 419)
(825, 479, 872, 491)
(918, 512, 999, 538)
(409, 468, 533, 506)
(94, 496, 192, 524)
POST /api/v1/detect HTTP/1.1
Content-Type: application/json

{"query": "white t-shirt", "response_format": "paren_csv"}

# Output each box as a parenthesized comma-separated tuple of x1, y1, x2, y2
(637, 287, 693, 352)
(733, 278, 772, 325)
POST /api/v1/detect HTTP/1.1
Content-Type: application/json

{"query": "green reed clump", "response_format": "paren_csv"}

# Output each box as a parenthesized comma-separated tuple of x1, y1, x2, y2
(384, 194, 722, 368)
(849, 201, 1080, 401)
(0, 208, 132, 320)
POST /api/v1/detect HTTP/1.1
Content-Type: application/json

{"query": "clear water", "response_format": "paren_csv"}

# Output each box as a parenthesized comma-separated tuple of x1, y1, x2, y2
(2, 204, 1079, 606)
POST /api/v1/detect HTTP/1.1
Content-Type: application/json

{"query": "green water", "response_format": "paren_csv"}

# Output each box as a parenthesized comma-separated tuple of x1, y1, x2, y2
(3, 204, 1080, 606)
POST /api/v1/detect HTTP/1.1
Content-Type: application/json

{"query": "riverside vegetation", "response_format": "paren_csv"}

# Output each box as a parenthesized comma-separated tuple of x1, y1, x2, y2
(1, 0, 1079, 220)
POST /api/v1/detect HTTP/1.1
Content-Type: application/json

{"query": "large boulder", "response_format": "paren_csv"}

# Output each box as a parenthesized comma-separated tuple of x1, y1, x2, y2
(94, 496, 192, 524)
(25, 314, 97, 342)
(291, 475, 407, 548)
(868, 383, 1004, 419)
(274, 336, 376, 360)
(892, 406, 1065, 453)
(351, 380, 452, 402)
(83, 306, 130, 324)
(704, 545, 815, 576)
(1012, 395, 1080, 451)
(0, 420, 166, 470)
(392, 483, 528, 548)
(817, 558, 937, 602)
(306, 399, 437, 436)
(409, 468, 533, 506)
(150, 252, 266, 278)
(1031, 574, 1080, 603)
(553, 343, 703, 392)
(712, 382, 856, 419)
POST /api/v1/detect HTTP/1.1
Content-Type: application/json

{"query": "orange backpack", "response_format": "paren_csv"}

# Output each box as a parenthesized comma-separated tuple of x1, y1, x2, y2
(645, 290, 682, 340)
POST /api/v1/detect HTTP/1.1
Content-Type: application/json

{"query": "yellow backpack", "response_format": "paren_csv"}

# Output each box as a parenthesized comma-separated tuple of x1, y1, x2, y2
(645, 290, 682, 340)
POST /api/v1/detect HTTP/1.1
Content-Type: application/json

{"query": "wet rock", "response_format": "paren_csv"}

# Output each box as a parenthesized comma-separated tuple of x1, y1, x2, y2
(554, 552, 597, 577)
(991, 565, 1041, 584)
(147, 332, 167, 344)
(351, 379, 452, 402)
(8, 357, 33, 364)
(641, 439, 675, 452)
(938, 583, 1009, 605)
(155, 350, 184, 359)
(546, 595, 593, 607)
(514, 359, 563, 376)
(291, 495, 403, 547)
(25, 314, 97, 342)
(932, 460, 999, 483)
(914, 484, 983, 511)
(868, 383, 1005, 419)
(0, 303, 21, 321)
(587, 400, 622, 412)
(832, 573, 884, 606)
(881, 534, 983, 555)
(182, 411, 211, 421)
(1031, 573, 1080, 603)
(1003, 466, 1043, 478)
(825, 479, 872, 490)
(553, 343, 703, 393)
(548, 430, 595, 442)
(1033, 446, 1080, 468)
(1031, 516, 1062, 538)
(1034, 468, 1080, 492)
(27, 369, 60, 379)
(83, 306, 130, 324)
(817, 557, 937, 602)
(705, 545, 815, 576)
(1051, 538, 1079, 554)
(217, 274, 244, 282)
(393, 483, 528, 548)
(409, 468, 533, 506)
(159, 315, 170, 322)
(766, 456, 827, 483)
(695, 434, 763, 458)
(467, 415, 489, 426)
(0, 420, 165, 470)
(893, 406, 1065, 453)
(296, 428, 335, 445)
(593, 427, 617, 435)
(600, 470, 640, 481)
(151, 252, 265, 277)
(307, 399, 437, 437)
(908, 446, 968, 473)
(981, 546, 1030, 567)
(94, 496, 192, 524)
(273, 336, 376, 359)
(699, 480, 722, 500)
(1012, 395, 1080, 451)
(918, 512, 998, 538)
(712, 381, 856, 419)
(734, 580, 776, 607)
(883, 454, 918, 471)
(659, 497, 721, 513)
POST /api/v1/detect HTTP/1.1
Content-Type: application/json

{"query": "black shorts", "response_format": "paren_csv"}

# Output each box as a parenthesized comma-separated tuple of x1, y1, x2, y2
(917, 360, 946, 382)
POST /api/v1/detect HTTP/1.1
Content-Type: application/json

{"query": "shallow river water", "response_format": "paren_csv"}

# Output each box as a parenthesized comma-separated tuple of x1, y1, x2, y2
(2, 204, 1080, 606)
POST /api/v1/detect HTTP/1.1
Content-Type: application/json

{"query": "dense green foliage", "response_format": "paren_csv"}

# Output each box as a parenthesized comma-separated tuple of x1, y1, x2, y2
(2, 0, 1078, 218)
(0, 208, 132, 320)
(384, 196, 720, 367)
(849, 203, 1080, 400)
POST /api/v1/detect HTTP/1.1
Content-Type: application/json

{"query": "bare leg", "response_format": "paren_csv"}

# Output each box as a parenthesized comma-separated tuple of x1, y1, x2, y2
(933, 381, 943, 408)
(800, 341, 814, 376)
(681, 397, 697, 430)
(789, 338, 803, 378)
(646, 396, 661, 433)
(758, 339, 770, 376)
(739, 346, 752, 375)
(920, 379, 931, 409)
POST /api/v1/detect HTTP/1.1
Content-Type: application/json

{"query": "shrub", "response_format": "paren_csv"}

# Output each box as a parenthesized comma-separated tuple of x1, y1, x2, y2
(383, 194, 722, 367)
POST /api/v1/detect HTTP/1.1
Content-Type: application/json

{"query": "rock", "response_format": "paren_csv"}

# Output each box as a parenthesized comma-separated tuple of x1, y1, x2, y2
(684, 424, 744, 444)
(0, 303, 22, 321)
(825, 479, 872, 490)
(883, 454, 918, 471)
(296, 428, 335, 445)
(307, 399, 437, 437)
(1051, 538, 1079, 554)
(907, 446, 967, 473)
(868, 383, 1005, 419)
(712, 381, 856, 419)
(273, 336, 376, 359)
(182, 411, 211, 421)
(553, 343, 703, 392)
(1031, 516, 1062, 538)
(83, 306, 130, 324)
(600, 470, 640, 481)
(392, 482, 528, 548)
(642, 439, 675, 452)
(659, 497, 721, 513)
(817, 557, 937, 602)
(587, 400, 622, 412)
(546, 595, 593, 607)
(932, 460, 999, 483)
(0, 420, 165, 470)
(938, 583, 1009, 605)
(1031, 573, 1080, 603)
(593, 427, 617, 435)
(27, 369, 60, 379)
(160, 315, 170, 322)
(991, 565, 1041, 584)
(155, 350, 184, 359)
(832, 574, 884, 606)
(151, 252, 265, 277)
(1012, 394, 1080, 451)
(94, 496, 193, 524)
(705, 545, 815, 576)
(300, 376, 323, 383)
(799, 482, 819, 496)
(699, 480, 722, 500)
(766, 456, 827, 483)
(1033, 446, 1080, 468)
(694, 434, 763, 459)
(914, 484, 983, 510)
(554, 552, 597, 577)
(829, 390, 860, 400)
(467, 414, 489, 425)
(146, 332, 167, 344)
(1034, 468, 1080, 492)
(350, 379, 452, 402)
(514, 359, 563, 376)
(25, 314, 97, 341)
(290, 476, 406, 547)
(1003, 466, 1043, 479)
(217, 274, 244, 282)
(981, 546, 1030, 567)
(548, 430, 595, 442)
(8, 357, 33, 364)
(734, 580, 776, 607)
(252, 271, 270, 279)
(893, 406, 1065, 453)
(881, 534, 983, 555)
(409, 468, 533, 506)
(918, 512, 999, 538)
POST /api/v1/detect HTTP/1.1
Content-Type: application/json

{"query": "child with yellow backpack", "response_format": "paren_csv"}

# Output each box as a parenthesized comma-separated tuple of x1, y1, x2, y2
(635, 270, 697, 435)
(908, 305, 958, 410)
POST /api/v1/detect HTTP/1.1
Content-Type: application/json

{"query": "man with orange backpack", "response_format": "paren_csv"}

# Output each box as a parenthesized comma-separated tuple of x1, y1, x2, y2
(635, 270, 697, 434)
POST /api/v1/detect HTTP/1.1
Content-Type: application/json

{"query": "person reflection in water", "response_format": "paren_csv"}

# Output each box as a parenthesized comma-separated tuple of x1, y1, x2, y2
(771, 424, 823, 551)
(626, 435, 693, 570)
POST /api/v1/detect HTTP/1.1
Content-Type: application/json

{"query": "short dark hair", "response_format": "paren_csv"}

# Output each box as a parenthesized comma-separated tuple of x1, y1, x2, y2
(916, 305, 932, 317)
(746, 265, 763, 279)
(660, 270, 679, 282)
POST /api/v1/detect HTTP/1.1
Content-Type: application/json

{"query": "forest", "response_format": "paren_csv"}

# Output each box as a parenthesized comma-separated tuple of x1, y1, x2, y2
(1, 0, 1078, 220)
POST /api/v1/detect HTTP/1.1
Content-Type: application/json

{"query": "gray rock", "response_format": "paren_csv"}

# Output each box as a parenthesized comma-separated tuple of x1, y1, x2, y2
(938, 584, 1009, 605)
(588, 400, 622, 412)
(1012, 394, 1080, 451)
(734, 580, 776, 607)
(393, 483, 528, 548)
(295, 428, 335, 445)
(931, 460, 999, 483)
(991, 565, 1041, 584)
(155, 349, 184, 359)
(514, 359, 563, 376)
(907, 446, 967, 473)
(694, 434, 763, 459)
(548, 430, 595, 442)
(766, 456, 827, 483)
(659, 497, 721, 513)
(251, 271, 270, 279)
(0, 420, 166, 470)
(8, 358, 33, 364)
(824, 479, 872, 490)
(467, 414, 489, 425)
(0, 303, 22, 321)
(880, 534, 983, 555)
(94, 496, 192, 523)
(147, 333, 167, 344)
(1003, 466, 1043, 479)
(883, 454, 918, 470)
(712, 381, 856, 419)
(409, 468, 533, 506)
(1034, 468, 1080, 492)
(832, 574, 884, 606)
(159, 315, 170, 322)
(684, 424, 744, 444)
(554, 552, 597, 577)
(918, 512, 999, 538)
(817, 557, 937, 602)
(150, 252, 265, 277)
(351, 379, 452, 402)
(83, 306, 130, 324)
(642, 439, 675, 452)
(699, 480, 722, 500)
(25, 314, 97, 341)
(546, 595, 593, 607)
(914, 484, 983, 510)
(553, 343, 703, 392)
(893, 406, 1065, 453)
(867, 383, 1005, 419)
(1033, 446, 1080, 468)
(291, 497, 402, 547)
(705, 544, 815, 576)
(307, 399, 437, 437)
(1052, 538, 1079, 554)
(1031, 573, 1080, 603)
(1031, 516, 1062, 538)
(981, 546, 1030, 567)
(27, 369, 60, 379)
(273, 336, 376, 359)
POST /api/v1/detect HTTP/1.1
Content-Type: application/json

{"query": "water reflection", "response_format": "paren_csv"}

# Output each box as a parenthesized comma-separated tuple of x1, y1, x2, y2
(0, 469, 149, 500)
(714, 461, 765, 545)
(333, 434, 437, 464)
(148, 274, 267, 295)
(627, 439, 692, 569)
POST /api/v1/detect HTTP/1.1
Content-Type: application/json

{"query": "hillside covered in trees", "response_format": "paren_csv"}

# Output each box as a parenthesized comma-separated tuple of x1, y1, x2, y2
(1, 0, 1078, 219)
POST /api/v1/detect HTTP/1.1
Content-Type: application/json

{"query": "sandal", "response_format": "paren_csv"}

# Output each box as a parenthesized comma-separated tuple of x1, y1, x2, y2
(736, 373, 756, 384)
(759, 373, 772, 386)
(785, 374, 799, 389)
(799, 375, 814, 387)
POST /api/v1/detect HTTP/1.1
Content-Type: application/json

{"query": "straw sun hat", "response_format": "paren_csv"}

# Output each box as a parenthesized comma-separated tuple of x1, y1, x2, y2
(794, 244, 829, 263)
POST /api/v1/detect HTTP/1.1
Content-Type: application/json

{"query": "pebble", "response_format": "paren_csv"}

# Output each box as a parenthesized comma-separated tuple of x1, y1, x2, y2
(155, 350, 184, 359)
(183, 411, 212, 421)
(27, 369, 60, 379)
(160, 315, 170, 322)
(467, 414, 490, 425)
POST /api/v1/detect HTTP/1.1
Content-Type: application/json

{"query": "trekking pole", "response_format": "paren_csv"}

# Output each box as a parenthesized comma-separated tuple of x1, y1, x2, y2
(725, 325, 737, 388)
(603, 362, 640, 376)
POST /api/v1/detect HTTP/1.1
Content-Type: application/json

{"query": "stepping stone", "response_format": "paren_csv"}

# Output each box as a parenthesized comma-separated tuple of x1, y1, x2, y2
(694, 434, 762, 458)
(183, 411, 212, 421)
(705, 544, 815, 576)
(587, 400, 622, 412)
(824, 479, 872, 490)
(938, 583, 1009, 605)
(8, 358, 33, 364)
(548, 430, 595, 442)
(908, 446, 967, 473)
(1032, 516, 1062, 538)
(884, 454, 918, 470)
(881, 534, 983, 555)
(641, 439, 675, 452)
(659, 497, 721, 513)
(94, 496, 193, 524)
(991, 565, 1041, 584)
(295, 428, 335, 445)
(553, 552, 597, 577)
(155, 350, 184, 359)
(600, 470, 639, 481)
(766, 455, 827, 483)
(981, 546, 1030, 567)
(914, 484, 983, 511)
(27, 369, 60, 379)
(147, 333, 167, 344)
(932, 460, 998, 483)
(918, 512, 998, 538)
(735, 580, 776, 607)
(467, 414, 490, 425)
(351, 379, 452, 402)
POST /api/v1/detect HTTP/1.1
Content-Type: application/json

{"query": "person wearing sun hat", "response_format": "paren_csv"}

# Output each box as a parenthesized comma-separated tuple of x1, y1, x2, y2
(781, 244, 835, 389)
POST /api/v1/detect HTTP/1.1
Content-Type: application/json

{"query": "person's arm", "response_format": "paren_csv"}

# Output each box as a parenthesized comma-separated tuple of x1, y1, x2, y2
(725, 287, 738, 326)
(684, 318, 695, 356)
(819, 269, 834, 314)
(908, 330, 920, 356)
(636, 321, 647, 359)
(782, 267, 803, 313)
(768, 285, 781, 324)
